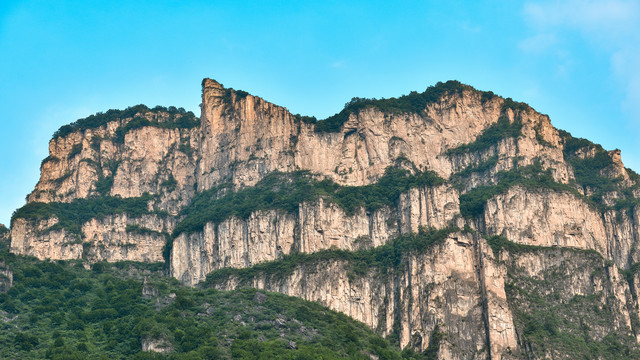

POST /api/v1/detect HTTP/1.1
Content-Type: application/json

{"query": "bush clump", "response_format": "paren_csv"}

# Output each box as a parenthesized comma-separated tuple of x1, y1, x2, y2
(52, 105, 199, 141)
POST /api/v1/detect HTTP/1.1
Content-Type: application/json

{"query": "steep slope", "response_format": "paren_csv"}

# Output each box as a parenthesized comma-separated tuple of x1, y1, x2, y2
(7, 78, 640, 359)
(0, 242, 405, 359)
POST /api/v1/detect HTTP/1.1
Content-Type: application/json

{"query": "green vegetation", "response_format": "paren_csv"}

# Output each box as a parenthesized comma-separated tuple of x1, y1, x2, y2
(0, 240, 450, 359)
(501, 97, 531, 113)
(41, 156, 60, 169)
(68, 144, 83, 159)
(559, 130, 639, 211)
(125, 224, 163, 236)
(563, 135, 617, 192)
(177, 143, 195, 157)
(505, 247, 640, 359)
(222, 88, 250, 103)
(113, 114, 199, 144)
(91, 135, 103, 152)
(304, 80, 495, 133)
(484, 235, 599, 259)
(174, 166, 444, 236)
(459, 163, 582, 218)
(11, 195, 154, 236)
(94, 176, 114, 196)
(454, 155, 499, 179)
(0, 247, 428, 359)
(52, 105, 199, 141)
(447, 116, 522, 155)
(160, 175, 178, 192)
(484, 235, 544, 257)
(206, 227, 456, 286)
(53, 171, 73, 186)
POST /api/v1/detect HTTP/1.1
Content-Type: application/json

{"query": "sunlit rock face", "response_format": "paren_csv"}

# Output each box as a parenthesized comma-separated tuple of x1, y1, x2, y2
(10, 78, 640, 358)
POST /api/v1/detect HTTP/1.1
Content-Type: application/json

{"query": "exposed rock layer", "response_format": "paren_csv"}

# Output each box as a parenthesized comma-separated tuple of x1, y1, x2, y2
(9, 79, 640, 359)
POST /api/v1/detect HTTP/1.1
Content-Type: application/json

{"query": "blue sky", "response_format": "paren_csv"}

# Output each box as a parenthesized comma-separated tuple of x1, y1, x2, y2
(1, 0, 639, 226)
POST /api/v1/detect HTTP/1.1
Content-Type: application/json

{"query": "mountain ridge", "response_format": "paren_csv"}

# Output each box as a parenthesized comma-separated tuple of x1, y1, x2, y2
(5, 78, 640, 359)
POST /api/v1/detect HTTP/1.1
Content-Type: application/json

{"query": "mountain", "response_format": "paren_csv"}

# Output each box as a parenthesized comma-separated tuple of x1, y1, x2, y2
(5, 78, 640, 359)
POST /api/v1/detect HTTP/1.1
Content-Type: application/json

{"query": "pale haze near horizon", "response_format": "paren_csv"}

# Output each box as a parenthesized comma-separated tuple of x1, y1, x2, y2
(1, 0, 639, 226)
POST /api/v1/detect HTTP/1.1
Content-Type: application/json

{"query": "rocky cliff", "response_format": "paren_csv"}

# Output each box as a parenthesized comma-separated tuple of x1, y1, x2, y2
(8, 78, 640, 358)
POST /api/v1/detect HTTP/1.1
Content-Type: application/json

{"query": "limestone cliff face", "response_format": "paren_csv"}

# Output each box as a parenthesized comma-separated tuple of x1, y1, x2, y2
(483, 186, 640, 269)
(171, 184, 460, 286)
(30, 108, 199, 215)
(9, 78, 640, 358)
(11, 214, 173, 263)
(198, 79, 570, 191)
(211, 233, 520, 360)
(484, 186, 607, 252)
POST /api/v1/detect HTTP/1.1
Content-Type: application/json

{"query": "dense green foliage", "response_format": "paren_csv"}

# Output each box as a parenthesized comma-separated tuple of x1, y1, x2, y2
(160, 175, 178, 192)
(11, 195, 154, 235)
(484, 235, 599, 259)
(174, 167, 444, 236)
(68, 144, 83, 159)
(561, 132, 617, 192)
(306, 81, 494, 132)
(559, 130, 639, 210)
(206, 227, 456, 286)
(447, 116, 522, 155)
(52, 105, 199, 140)
(0, 247, 436, 359)
(504, 247, 640, 359)
(459, 163, 582, 218)
(500, 97, 531, 113)
(453, 155, 499, 179)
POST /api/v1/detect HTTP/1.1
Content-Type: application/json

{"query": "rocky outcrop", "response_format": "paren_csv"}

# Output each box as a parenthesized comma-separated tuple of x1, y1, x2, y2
(483, 186, 607, 252)
(483, 186, 640, 269)
(11, 214, 173, 262)
(29, 108, 199, 215)
(141, 336, 173, 354)
(198, 79, 570, 191)
(171, 184, 460, 286)
(211, 232, 520, 359)
(16, 78, 631, 268)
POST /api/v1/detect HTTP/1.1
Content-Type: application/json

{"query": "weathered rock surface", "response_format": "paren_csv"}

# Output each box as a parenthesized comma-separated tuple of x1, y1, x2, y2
(212, 233, 521, 359)
(8, 78, 640, 358)
(171, 184, 460, 286)
(11, 214, 173, 263)
(503, 248, 640, 358)
(198, 79, 570, 191)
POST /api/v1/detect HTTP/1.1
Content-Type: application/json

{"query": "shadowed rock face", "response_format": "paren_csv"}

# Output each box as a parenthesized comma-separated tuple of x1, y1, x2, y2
(8, 78, 640, 359)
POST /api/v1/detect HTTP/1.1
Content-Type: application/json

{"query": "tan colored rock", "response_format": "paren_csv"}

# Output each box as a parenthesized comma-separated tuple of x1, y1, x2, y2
(141, 336, 173, 353)
(484, 186, 608, 254)
(11, 78, 640, 358)
(213, 233, 501, 359)
(171, 184, 460, 286)
(11, 214, 173, 263)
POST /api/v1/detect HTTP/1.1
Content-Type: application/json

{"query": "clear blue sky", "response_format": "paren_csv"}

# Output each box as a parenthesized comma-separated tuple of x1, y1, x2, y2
(1, 0, 639, 226)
